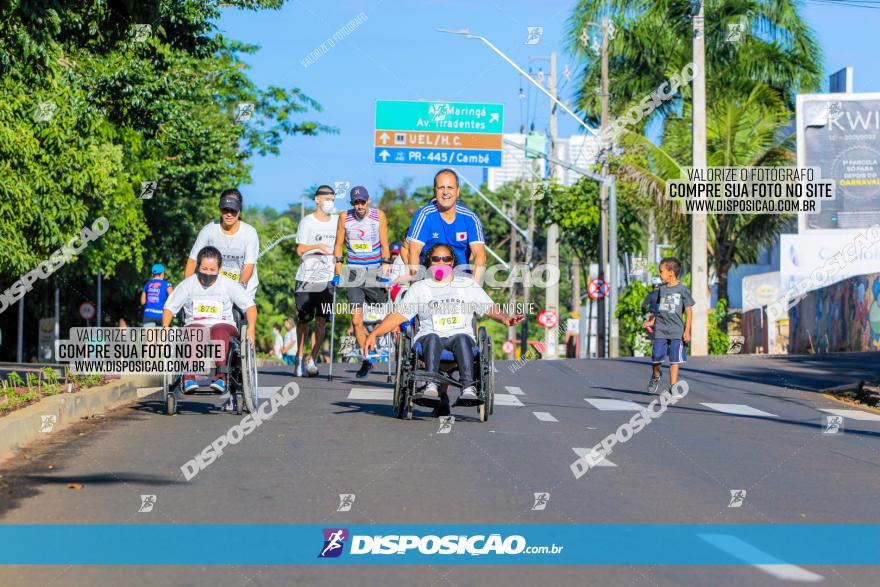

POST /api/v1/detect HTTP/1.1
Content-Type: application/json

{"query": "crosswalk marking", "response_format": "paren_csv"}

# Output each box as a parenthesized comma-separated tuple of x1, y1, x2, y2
(344, 388, 523, 407)
(819, 408, 880, 422)
(533, 411, 558, 422)
(347, 388, 393, 401)
(584, 398, 644, 411)
(572, 447, 617, 468)
(493, 394, 524, 407)
(505, 386, 524, 395)
(701, 403, 777, 418)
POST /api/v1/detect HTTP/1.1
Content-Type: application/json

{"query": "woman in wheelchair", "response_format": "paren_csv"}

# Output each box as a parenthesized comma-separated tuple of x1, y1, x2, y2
(162, 246, 257, 393)
(364, 243, 522, 404)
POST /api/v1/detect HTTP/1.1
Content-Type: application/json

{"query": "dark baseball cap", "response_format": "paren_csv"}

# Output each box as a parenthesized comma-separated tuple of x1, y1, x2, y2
(219, 195, 242, 212)
(349, 186, 369, 203)
(313, 185, 335, 198)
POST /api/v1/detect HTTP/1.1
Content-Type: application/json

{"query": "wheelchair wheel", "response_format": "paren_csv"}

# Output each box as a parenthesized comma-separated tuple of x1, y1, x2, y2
(477, 327, 494, 422)
(392, 330, 411, 419)
(240, 326, 259, 413)
(163, 372, 180, 415)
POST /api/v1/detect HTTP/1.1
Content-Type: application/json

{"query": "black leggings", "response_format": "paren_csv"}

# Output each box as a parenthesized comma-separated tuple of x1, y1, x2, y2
(420, 333, 475, 388)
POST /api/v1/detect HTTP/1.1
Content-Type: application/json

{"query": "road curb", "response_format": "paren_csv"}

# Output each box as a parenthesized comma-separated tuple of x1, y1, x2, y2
(0, 379, 137, 463)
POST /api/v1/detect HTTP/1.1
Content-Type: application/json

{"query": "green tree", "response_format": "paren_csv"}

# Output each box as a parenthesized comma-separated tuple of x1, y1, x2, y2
(567, 0, 822, 123)
(617, 84, 795, 310)
(0, 0, 331, 359)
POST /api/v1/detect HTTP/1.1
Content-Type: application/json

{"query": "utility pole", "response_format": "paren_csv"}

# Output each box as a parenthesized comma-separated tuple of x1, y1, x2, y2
(596, 15, 610, 358)
(507, 198, 519, 353)
(545, 52, 560, 359)
(521, 161, 538, 358)
(691, 0, 709, 355)
(571, 257, 581, 358)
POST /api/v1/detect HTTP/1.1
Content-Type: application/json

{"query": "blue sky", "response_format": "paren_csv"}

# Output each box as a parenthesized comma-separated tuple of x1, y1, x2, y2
(216, 0, 880, 212)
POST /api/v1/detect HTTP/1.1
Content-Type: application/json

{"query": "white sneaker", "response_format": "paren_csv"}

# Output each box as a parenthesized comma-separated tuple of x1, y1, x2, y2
(295, 357, 303, 377)
(423, 382, 439, 398)
(306, 358, 319, 377)
(460, 386, 477, 400)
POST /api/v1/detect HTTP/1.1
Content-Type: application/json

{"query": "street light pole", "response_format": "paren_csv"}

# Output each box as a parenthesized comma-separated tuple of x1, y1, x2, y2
(597, 15, 610, 358)
(545, 52, 560, 358)
(691, 1, 709, 355)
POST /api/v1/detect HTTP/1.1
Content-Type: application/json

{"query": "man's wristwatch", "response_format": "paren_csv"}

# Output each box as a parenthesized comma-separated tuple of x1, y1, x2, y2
(380, 258, 392, 264)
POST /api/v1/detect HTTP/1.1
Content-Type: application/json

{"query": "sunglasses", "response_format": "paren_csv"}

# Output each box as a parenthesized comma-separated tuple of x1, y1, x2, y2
(430, 255, 454, 263)
(220, 208, 239, 215)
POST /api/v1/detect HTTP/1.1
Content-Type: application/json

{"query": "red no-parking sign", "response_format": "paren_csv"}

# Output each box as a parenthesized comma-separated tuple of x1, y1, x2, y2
(502, 340, 515, 354)
(79, 301, 96, 321)
(537, 309, 558, 329)
(587, 278, 609, 300)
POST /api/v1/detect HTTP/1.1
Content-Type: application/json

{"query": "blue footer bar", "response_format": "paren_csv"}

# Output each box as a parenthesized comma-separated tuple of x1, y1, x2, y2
(1, 524, 878, 565)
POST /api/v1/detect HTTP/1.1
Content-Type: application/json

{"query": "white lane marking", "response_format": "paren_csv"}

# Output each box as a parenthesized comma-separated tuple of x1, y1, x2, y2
(492, 365, 498, 373)
(493, 394, 524, 407)
(701, 403, 778, 418)
(347, 388, 393, 401)
(505, 386, 524, 395)
(584, 398, 644, 411)
(258, 386, 282, 398)
(533, 411, 558, 422)
(700, 534, 824, 582)
(819, 408, 880, 422)
(571, 447, 617, 467)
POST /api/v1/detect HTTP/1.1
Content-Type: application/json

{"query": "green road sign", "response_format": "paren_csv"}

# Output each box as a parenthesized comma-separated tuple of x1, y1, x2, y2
(376, 100, 503, 134)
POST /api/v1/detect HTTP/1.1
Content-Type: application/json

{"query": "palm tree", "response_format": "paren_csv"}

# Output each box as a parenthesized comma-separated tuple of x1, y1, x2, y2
(567, 0, 823, 123)
(617, 84, 795, 309)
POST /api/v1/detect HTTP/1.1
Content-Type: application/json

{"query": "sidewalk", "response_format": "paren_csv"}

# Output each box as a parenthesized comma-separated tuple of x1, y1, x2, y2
(619, 351, 880, 392)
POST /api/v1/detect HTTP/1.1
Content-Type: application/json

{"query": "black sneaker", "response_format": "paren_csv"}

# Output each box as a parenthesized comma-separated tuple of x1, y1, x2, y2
(355, 360, 373, 378)
(432, 393, 451, 417)
(647, 375, 661, 394)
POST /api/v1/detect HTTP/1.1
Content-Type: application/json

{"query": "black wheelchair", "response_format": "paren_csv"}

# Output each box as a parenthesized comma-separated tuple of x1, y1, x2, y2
(162, 320, 258, 416)
(392, 323, 495, 422)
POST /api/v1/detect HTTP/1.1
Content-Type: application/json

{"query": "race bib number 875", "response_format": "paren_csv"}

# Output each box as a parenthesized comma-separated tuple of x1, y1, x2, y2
(193, 299, 222, 320)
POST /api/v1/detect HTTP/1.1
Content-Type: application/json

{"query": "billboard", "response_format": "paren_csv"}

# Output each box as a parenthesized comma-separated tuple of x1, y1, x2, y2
(779, 232, 880, 293)
(797, 93, 880, 231)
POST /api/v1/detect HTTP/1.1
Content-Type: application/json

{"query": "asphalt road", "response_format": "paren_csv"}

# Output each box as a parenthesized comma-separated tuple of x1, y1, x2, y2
(1, 352, 879, 586)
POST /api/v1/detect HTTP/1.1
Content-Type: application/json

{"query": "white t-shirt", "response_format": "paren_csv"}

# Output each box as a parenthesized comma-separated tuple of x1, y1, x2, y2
(395, 276, 494, 341)
(295, 213, 339, 282)
(273, 332, 283, 356)
(164, 274, 255, 328)
(283, 329, 297, 357)
(189, 221, 260, 295)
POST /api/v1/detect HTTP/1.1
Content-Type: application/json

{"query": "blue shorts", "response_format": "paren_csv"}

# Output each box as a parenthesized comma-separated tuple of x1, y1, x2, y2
(652, 338, 687, 364)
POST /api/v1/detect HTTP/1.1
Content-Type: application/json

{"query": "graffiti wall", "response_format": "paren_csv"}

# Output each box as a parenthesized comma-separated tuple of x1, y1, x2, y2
(788, 272, 880, 354)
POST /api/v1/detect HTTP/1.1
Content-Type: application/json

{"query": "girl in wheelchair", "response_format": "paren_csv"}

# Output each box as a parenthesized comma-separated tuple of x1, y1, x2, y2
(162, 246, 257, 393)
(364, 243, 522, 409)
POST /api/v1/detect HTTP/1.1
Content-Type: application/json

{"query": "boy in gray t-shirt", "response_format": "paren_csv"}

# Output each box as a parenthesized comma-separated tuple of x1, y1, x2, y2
(646, 257, 694, 393)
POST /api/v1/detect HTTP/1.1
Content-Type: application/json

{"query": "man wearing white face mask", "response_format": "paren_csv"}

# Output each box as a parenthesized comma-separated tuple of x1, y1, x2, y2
(293, 185, 339, 377)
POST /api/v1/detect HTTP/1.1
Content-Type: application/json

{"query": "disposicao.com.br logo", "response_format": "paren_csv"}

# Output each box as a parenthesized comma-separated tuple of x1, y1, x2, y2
(319, 529, 563, 558)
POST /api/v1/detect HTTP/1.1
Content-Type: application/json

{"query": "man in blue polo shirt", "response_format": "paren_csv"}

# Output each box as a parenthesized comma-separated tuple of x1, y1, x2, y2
(406, 169, 486, 281)
(141, 264, 173, 327)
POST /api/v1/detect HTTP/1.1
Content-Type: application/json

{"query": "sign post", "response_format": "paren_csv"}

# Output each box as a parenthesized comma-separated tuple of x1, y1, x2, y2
(79, 301, 96, 327)
(374, 100, 503, 167)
